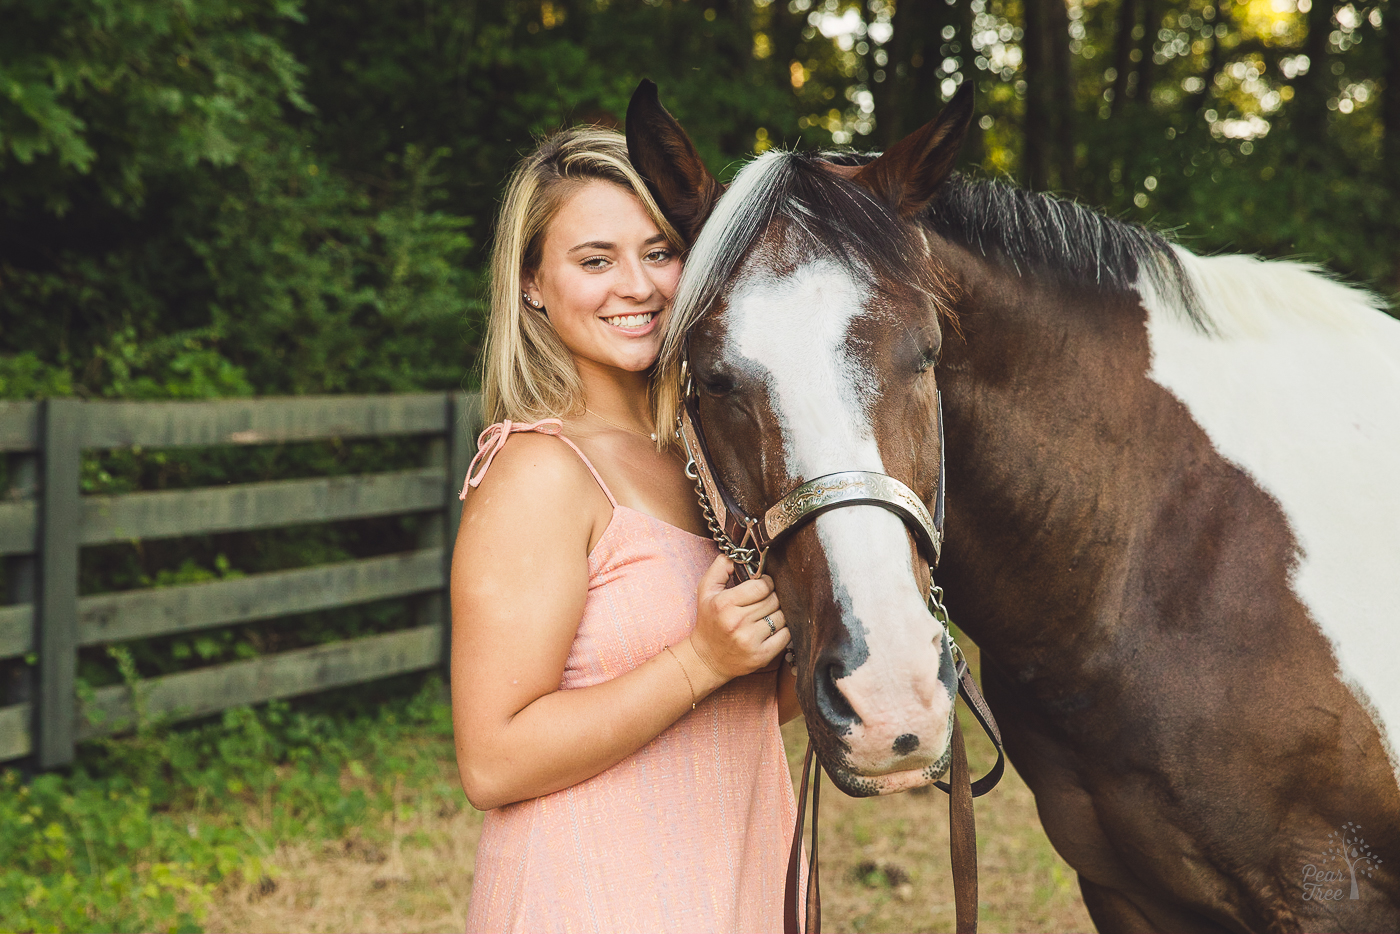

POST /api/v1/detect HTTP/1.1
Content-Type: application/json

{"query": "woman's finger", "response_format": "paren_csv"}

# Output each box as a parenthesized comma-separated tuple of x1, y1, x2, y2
(760, 626, 791, 656)
(726, 576, 775, 607)
(698, 554, 735, 600)
(746, 593, 781, 624)
(754, 608, 786, 642)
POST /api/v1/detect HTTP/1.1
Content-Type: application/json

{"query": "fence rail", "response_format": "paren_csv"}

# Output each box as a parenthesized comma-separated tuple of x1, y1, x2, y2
(0, 392, 480, 768)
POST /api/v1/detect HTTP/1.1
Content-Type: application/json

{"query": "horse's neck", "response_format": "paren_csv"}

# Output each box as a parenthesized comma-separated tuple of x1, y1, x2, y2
(933, 249, 1204, 679)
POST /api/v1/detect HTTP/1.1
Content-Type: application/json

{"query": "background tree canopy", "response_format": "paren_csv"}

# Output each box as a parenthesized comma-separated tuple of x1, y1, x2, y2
(1, 0, 1396, 402)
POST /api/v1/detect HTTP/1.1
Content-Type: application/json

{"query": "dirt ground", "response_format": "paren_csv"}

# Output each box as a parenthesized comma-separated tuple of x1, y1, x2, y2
(206, 651, 1094, 933)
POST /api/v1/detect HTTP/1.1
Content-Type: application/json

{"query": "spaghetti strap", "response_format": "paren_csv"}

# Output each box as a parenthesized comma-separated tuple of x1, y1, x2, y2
(460, 418, 619, 507)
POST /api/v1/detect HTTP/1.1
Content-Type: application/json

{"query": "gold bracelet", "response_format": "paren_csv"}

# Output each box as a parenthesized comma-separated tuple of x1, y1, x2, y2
(664, 645, 697, 711)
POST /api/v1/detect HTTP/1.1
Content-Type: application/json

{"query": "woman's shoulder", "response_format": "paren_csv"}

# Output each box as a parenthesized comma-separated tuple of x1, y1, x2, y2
(463, 429, 604, 515)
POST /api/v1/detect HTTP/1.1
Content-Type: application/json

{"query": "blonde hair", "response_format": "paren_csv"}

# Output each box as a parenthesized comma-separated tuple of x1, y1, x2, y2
(481, 127, 683, 439)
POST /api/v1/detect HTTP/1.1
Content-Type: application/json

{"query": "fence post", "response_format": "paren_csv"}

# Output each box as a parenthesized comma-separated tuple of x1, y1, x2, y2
(4, 454, 37, 712)
(37, 398, 81, 768)
(439, 392, 479, 686)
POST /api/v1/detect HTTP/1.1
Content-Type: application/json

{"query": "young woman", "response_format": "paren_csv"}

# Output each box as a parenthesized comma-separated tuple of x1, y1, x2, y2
(451, 127, 802, 932)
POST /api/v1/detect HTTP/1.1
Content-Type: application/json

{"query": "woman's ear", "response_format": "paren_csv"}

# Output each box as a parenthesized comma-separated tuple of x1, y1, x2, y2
(520, 272, 544, 311)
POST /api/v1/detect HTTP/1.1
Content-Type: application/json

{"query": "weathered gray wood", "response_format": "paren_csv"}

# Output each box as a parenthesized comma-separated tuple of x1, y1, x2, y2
(79, 468, 446, 545)
(38, 398, 81, 768)
(442, 392, 481, 684)
(0, 604, 34, 659)
(416, 437, 449, 678)
(80, 393, 449, 449)
(0, 500, 37, 557)
(79, 549, 445, 645)
(77, 625, 441, 740)
(4, 453, 38, 710)
(448, 392, 481, 537)
(0, 402, 40, 453)
(0, 702, 31, 761)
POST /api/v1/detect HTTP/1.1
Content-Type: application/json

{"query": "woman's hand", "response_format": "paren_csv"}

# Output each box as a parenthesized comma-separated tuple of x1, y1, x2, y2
(687, 555, 790, 681)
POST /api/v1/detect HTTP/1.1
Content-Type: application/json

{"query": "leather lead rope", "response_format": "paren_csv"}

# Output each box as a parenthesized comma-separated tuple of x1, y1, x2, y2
(785, 745, 822, 934)
(947, 711, 977, 932)
(783, 663, 1004, 934)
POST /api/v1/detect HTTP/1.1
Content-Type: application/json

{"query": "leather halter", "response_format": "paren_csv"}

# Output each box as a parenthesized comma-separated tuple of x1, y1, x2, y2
(677, 363, 946, 582)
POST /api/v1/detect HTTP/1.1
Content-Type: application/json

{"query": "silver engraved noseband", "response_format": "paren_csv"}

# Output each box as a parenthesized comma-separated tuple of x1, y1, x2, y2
(677, 368, 945, 581)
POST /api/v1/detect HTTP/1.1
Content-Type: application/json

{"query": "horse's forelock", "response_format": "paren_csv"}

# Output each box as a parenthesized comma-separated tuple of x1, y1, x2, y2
(660, 151, 949, 380)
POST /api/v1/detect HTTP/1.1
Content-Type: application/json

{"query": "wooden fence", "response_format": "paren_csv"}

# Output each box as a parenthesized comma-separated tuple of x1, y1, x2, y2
(0, 393, 481, 769)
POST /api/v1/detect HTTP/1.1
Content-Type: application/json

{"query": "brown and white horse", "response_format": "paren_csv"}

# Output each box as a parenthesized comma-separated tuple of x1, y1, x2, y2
(627, 81, 1400, 932)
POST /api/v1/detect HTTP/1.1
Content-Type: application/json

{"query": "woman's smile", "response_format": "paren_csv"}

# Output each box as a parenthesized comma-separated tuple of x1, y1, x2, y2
(602, 310, 658, 333)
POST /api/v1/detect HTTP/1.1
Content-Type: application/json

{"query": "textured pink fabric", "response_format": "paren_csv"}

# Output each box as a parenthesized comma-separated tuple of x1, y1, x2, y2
(463, 423, 799, 934)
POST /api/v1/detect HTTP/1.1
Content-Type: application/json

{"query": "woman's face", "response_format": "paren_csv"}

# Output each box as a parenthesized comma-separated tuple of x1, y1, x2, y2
(523, 180, 681, 376)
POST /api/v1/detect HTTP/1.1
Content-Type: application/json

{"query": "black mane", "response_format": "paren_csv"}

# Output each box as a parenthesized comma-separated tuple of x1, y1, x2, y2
(821, 153, 1204, 326)
(665, 150, 1205, 370)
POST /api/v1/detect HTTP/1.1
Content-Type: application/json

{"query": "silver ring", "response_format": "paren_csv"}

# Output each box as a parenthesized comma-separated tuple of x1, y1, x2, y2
(764, 614, 776, 636)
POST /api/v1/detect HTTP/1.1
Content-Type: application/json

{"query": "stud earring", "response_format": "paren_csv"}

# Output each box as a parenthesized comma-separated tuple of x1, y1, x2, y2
(522, 291, 544, 311)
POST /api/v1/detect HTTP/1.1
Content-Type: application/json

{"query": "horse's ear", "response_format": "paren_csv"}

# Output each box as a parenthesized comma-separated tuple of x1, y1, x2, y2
(853, 84, 974, 218)
(625, 80, 723, 246)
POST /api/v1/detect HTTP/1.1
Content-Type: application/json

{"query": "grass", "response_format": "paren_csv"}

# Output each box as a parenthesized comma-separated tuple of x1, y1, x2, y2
(0, 676, 459, 933)
(778, 637, 1092, 933)
(2, 645, 1095, 932)
(201, 641, 1093, 933)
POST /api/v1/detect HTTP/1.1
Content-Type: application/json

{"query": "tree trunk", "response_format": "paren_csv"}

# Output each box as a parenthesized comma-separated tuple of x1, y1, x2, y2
(1136, 0, 1158, 104)
(1049, 0, 1075, 190)
(877, 0, 957, 149)
(875, 0, 916, 147)
(769, 0, 808, 125)
(875, 0, 983, 160)
(953, 0, 984, 169)
(1110, 0, 1140, 113)
(1294, 0, 1335, 154)
(1023, 0, 1052, 190)
(1023, 0, 1073, 190)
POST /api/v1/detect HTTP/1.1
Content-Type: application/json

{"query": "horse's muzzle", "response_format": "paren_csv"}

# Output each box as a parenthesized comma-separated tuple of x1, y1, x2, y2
(809, 627, 959, 792)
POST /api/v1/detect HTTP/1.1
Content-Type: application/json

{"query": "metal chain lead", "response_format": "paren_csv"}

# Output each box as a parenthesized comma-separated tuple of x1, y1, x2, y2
(684, 452, 762, 576)
(928, 577, 965, 666)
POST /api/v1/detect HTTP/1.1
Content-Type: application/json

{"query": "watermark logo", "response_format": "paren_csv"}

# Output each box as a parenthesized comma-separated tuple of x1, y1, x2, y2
(1302, 822, 1383, 901)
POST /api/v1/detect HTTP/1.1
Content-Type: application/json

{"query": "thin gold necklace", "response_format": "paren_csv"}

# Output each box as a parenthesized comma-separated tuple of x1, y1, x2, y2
(585, 407, 657, 442)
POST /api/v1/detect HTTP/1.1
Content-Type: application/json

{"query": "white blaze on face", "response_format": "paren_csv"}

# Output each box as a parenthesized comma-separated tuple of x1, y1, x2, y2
(727, 255, 953, 773)
(1141, 249, 1400, 788)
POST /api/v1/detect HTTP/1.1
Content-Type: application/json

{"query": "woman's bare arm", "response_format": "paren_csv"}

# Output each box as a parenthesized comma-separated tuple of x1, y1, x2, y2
(450, 435, 787, 810)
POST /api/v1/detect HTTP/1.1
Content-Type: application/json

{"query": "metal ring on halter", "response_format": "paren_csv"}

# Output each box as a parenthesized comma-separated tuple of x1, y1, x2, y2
(764, 614, 777, 636)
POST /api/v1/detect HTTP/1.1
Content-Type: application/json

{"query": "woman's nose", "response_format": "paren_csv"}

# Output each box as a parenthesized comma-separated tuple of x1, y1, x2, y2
(614, 257, 657, 301)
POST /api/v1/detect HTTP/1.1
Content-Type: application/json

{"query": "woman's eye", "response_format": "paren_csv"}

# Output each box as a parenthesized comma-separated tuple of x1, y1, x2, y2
(646, 248, 674, 263)
(581, 256, 610, 270)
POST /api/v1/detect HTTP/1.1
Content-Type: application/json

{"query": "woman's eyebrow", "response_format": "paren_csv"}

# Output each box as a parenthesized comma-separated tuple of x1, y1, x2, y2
(567, 240, 615, 254)
(566, 234, 670, 254)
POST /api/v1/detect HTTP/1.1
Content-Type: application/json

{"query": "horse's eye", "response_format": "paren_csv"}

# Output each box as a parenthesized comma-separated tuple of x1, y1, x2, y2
(698, 371, 736, 396)
(915, 346, 939, 374)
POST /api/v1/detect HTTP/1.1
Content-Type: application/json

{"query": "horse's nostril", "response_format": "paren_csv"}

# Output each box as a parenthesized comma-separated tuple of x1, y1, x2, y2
(814, 660, 860, 730)
(892, 733, 920, 756)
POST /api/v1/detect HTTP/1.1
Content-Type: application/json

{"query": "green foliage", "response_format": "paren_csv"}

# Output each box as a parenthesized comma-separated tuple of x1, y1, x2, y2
(0, 680, 455, 933)
(0, 0, 478, 401)
(1059, 0, 1399, 297)
(2, 0, 1394, 407)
